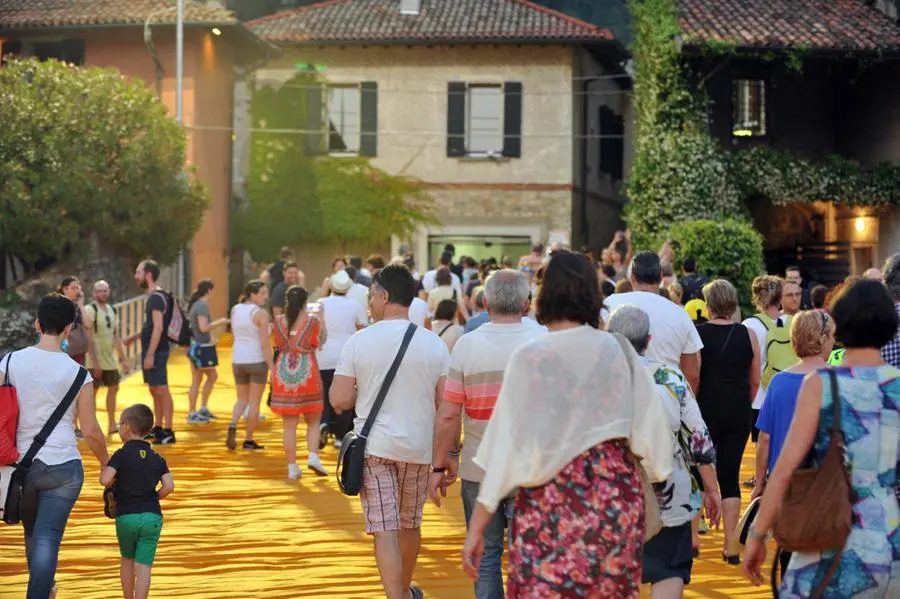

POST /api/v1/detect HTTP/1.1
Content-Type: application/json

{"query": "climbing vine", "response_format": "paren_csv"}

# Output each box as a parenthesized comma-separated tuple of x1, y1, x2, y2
(626, 0, 900, 251)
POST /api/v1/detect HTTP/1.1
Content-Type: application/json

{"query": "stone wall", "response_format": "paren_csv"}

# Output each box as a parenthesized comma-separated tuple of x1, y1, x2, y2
(0, 241, 140, 355)
(428, 187, 572, 233)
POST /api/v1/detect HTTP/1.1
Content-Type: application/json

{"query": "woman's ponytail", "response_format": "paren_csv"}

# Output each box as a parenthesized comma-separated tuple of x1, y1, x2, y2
(285, 286, 309, 331)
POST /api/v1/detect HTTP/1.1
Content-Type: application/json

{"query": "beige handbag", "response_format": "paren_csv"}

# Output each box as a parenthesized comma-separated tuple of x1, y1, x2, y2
(612, 333, 663, 542)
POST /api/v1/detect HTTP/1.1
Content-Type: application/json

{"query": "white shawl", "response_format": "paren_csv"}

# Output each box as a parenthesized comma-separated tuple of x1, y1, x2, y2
(474, 325, 673, 512)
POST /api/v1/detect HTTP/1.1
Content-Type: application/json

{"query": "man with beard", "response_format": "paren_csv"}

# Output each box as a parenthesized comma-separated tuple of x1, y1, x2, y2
(135, 260, 175, 444)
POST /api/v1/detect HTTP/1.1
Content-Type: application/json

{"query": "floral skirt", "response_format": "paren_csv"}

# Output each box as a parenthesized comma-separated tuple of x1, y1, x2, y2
(270, 351, 323, 416)
(508, 439, 644, 598)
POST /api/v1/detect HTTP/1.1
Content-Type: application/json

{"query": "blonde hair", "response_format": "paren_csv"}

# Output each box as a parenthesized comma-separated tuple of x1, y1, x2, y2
(668, 282, 683, 303)
(703, 279, 739, 319)
(791, 310, 835, 358)
(751, 275, 783, 312)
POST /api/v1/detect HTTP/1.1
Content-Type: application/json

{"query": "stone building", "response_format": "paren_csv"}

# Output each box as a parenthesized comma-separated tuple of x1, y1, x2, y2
(247, 0, 630, 269)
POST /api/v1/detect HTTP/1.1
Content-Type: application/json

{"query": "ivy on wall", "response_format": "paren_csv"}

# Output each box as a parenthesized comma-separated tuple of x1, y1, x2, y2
(625, 0, 900, 254)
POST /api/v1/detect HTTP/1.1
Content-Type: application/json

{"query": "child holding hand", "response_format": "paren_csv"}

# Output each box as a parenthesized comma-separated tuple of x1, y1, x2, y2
(101, 404, 174, 599)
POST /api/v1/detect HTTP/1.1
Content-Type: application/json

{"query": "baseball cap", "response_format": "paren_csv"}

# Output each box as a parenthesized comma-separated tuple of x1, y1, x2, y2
(330, 270, 353, 293)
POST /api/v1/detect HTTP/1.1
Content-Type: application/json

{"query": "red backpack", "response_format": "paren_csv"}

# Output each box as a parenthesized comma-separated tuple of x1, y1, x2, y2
(0, 353, 19, 466)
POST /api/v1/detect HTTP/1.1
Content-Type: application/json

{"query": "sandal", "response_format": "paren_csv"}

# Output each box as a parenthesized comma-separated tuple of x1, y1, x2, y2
(722, 551, 740, 565)
(409, 586, 424, 599)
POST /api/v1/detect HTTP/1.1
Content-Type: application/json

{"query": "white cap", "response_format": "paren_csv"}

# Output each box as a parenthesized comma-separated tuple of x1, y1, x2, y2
(330, 270, 353, 293)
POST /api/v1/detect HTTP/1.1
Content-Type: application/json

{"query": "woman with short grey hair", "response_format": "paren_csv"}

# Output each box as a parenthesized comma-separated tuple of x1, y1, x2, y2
(607, 305, 722, 598)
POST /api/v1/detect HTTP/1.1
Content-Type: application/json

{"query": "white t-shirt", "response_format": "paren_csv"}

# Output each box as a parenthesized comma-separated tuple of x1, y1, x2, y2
(522, 315, 549, 333)
(422, 269, 463, 299)
(335, 320, 450, 464)
(347, 283, 369, 316)
(604, 291, 704, 367)
(317, 295, 367, 371)
(408, 297, 429, 327)
(1, 348, 92, 466)
(743, 314, 784, 409)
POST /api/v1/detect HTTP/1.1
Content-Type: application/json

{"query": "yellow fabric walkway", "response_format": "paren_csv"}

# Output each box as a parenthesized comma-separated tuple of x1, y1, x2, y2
(1, 345, 775, 598)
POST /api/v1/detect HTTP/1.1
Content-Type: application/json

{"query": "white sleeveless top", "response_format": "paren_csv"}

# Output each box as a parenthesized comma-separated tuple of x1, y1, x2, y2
(231, 303, 265, 364)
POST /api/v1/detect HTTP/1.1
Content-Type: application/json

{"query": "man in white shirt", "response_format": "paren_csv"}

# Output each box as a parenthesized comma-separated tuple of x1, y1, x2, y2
(604, 251, 703, 392)
(331, 264, 450, 599)
(429, 269, 543, 599)
(422, 250, 464, 298)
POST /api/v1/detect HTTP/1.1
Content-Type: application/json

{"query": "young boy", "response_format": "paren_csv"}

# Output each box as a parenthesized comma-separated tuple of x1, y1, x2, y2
(101, 404, 174, 599)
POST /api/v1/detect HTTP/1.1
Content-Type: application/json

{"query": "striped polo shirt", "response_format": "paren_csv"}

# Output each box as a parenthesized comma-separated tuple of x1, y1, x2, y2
(443, 321, 545, 483)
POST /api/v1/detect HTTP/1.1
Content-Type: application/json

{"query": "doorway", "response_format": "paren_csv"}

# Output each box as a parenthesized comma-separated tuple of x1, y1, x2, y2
(427, 235, 532, 267)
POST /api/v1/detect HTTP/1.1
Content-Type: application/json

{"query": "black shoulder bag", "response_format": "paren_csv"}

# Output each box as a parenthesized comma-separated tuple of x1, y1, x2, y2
(337, 324, 417, 496)
(2, 366, 88, 525)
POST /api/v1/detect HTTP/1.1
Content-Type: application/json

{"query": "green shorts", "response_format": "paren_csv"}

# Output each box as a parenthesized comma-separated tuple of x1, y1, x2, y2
(115, 513, 163, 566)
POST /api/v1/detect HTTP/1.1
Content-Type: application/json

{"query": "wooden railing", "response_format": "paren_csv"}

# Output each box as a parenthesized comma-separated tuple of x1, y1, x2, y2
(117, 295, 229, 379)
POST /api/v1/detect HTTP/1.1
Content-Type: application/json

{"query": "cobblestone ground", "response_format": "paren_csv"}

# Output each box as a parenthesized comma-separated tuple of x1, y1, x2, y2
(0, 342, 774, 598)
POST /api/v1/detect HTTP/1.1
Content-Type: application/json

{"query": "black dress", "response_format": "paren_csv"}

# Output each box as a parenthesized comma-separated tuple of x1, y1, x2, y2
(696, 322, 754, 499)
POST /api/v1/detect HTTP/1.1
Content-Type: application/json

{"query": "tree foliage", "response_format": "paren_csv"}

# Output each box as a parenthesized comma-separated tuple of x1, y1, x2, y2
(234, 72, 435, 261)
(0, 58, 209, 264)
(668, 219, 764, 308)
(626, 0, 900, 253)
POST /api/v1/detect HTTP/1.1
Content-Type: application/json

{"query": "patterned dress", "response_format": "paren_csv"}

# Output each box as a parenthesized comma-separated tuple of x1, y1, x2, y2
(270, 316, 323, 416)
(780, 366, 900, 598)
(507, 439, 645, 598)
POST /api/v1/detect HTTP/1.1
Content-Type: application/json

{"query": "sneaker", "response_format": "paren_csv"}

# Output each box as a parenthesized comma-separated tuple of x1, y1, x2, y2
(242, 440, 264, 450)
(74, 429, 83, 440)
(226, 425, 237, 451)
(187, 412, 210, 424)
(698, 517, 709, 534)
(288, 463, 301, 481)
(155, 429, 176, 445)
(743, 477, 757, 488)
(198, 406, 218, 420)
(307, 453, 328, 476)
(146, 426, 162, 441)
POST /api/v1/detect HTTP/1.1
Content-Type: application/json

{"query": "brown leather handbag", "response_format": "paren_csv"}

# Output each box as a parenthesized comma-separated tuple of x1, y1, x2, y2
(772, 369, 854, 597)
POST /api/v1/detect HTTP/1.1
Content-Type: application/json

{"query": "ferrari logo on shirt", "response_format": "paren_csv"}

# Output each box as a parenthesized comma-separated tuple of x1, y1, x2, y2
(140, 450, 147, 459)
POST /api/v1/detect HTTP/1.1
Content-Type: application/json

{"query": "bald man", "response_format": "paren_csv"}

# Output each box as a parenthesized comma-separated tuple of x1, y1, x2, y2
(864, 267, 883, 281)
(83, 280, 129, 435)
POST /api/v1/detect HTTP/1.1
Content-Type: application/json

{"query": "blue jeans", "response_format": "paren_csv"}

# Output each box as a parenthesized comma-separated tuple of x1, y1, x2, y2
(461, 479, 514, 599)
(21, 459, 84, 599)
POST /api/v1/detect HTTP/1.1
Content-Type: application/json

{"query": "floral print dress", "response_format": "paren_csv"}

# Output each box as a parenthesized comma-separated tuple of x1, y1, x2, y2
(507, 439, 645, 598)
(270, 315, 323, 416)
(643, 358, 717, 526)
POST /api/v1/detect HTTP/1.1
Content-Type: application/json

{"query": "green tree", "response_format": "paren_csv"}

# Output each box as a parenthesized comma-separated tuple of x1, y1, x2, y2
(234, 72, 435, 261)
(0, 58, 209, 264)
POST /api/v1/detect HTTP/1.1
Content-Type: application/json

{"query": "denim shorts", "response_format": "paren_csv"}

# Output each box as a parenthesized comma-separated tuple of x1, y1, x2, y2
(142, 352, 169, 387)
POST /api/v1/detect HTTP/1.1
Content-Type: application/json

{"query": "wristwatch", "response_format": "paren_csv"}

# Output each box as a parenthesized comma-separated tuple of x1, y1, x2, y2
(432, 466, 446, 474)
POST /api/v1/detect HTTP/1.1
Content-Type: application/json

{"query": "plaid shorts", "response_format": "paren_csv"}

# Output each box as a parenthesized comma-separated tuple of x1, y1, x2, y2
(360, 456, 429, 534)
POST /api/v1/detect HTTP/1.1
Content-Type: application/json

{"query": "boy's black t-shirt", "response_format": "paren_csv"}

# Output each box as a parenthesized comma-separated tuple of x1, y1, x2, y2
(109, 439, 169, 516)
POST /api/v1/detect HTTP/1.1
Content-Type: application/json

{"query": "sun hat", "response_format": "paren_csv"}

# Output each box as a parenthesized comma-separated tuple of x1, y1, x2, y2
(330, 270, 353, 293)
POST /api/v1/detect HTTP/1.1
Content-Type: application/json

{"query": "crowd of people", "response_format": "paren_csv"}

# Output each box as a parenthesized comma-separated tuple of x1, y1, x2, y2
(3, 237, 900, 599)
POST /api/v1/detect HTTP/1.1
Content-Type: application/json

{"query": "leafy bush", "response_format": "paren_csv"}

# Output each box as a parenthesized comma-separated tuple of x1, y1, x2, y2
(0, 58, 209, 264)
(668, 218, 764, 307)
(625, 132, 746, 248)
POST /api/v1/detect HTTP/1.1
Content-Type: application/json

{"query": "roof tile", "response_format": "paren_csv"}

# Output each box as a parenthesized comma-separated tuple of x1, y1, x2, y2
(0, 0, 237, 29)
(679, 0, 900, 51)
(249, 0, 613, 44)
